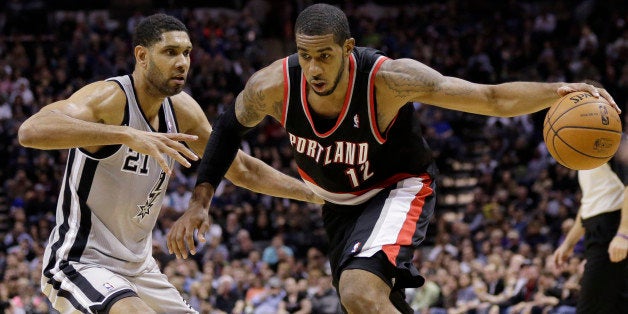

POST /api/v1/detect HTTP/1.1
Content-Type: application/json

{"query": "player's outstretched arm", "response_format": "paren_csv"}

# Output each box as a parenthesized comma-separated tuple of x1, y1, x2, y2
(227, 150, 323, 204)
(168, 61, 296, 259)
(167, 149, 323, 259)
(18, 81, 199, 174)
(376, 58, 619, 117)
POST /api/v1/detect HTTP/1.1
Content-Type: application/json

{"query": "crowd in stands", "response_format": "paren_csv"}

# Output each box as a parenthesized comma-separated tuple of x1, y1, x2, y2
(0, 0, 626, 313)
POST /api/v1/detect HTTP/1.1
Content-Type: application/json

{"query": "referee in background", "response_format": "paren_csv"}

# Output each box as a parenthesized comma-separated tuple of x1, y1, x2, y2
(552, 160, 628, 313)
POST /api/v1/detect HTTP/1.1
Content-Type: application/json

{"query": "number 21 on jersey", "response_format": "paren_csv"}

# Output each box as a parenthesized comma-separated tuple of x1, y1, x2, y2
(122, 148, 149, 175)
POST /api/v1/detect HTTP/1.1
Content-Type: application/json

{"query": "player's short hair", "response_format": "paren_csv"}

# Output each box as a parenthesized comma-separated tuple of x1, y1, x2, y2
(294, 3, 351, 46)
(132, 13, 188, 48)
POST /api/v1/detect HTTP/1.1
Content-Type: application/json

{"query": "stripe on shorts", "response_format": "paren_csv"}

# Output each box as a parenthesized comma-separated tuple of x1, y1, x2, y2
(42, 150, 106, 310)
(357, 176, 433, 265)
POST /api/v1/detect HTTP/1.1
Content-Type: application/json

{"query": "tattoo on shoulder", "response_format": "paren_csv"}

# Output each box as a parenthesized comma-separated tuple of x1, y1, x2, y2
(238, 84, 284, 124)
(238, 88, 266, 125)
(271, 100, 283, 119)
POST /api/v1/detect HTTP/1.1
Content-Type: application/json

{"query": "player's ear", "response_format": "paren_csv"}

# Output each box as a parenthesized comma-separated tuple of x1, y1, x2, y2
(344, 38, 355, 56)
(135, 46, 148, 68)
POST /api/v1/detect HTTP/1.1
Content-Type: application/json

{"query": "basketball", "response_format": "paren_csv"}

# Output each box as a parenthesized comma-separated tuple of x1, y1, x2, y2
(543, 91, 622, 170)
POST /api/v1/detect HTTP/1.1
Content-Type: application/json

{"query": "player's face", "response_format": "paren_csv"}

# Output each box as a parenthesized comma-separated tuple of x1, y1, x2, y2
(296, 33, 352, 96)
(146, 31, 192, 96)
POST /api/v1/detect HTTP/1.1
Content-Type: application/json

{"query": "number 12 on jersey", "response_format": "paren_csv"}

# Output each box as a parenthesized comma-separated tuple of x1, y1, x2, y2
(344, 161, 374, 188)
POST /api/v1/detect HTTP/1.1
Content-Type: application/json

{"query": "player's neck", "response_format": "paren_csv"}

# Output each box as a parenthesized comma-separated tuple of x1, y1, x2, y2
(307, 92, 345, 118)
(131, 72, 166, 119)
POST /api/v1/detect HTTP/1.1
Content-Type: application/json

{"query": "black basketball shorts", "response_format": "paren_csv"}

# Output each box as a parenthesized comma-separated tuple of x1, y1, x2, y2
(322, 175, 436, 290)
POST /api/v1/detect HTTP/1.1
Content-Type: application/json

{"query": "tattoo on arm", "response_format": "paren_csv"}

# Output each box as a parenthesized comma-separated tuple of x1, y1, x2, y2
(270, 100, 283, 120)
(237, 84, 284, 124)
(237, 89, 266, 126)
(381, 60, 474, 99)
(381, 62, 438, 99)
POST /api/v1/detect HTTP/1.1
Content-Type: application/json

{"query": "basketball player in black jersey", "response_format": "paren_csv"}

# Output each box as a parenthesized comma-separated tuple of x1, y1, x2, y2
(167, 4, 619, 313)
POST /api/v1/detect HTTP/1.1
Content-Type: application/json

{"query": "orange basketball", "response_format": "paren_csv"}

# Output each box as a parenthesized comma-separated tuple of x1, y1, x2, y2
(543, 91, 622, 170)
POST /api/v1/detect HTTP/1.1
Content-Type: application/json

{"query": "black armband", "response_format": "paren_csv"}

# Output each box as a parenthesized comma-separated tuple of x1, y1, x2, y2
(196, 105, 253, 188)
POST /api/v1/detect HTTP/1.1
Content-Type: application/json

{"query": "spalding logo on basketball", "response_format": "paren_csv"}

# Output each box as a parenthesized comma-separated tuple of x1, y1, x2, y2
(543, 91, 622, 170)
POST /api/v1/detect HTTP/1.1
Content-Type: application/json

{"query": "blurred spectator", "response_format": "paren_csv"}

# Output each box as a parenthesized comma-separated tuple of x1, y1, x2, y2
(309, 274, 340, 314)
(278, 277, 312, 314)
(166, 182, 193, 213)
(262, 234, 294, 267)
(250, 276, 286, 314)
(409, 272, 442, 313)
(215, 274, 241, 313)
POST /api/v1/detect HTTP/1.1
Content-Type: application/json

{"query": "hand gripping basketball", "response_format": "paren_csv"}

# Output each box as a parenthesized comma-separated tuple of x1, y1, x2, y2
(543, 91, 622, 170)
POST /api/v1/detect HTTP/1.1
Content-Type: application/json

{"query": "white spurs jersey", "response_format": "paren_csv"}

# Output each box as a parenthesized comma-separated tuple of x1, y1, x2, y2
(43, 75, 177, 277)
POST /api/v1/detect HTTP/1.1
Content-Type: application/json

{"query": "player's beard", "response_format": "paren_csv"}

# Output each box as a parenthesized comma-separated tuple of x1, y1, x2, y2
(312, 56, 345, 97)
(146, 59, 185, 96)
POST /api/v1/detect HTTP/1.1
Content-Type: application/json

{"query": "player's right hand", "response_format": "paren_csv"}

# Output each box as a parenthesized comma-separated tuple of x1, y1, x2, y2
(551, 243, 573, 269)
(608, 234, 628, 262)
(557, 83, 620, 114)
(125, 127, 198, 174)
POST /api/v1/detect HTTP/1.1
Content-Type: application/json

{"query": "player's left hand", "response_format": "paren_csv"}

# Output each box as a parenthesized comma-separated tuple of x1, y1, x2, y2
(608, 234, 628, 262)
(166, 205, 210, 259)
(557, 83, 620, 114)
(166, 183, 214, 259)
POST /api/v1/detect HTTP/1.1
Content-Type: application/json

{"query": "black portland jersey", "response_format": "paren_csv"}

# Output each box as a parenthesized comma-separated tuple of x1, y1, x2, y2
(281, 47, 436, 205)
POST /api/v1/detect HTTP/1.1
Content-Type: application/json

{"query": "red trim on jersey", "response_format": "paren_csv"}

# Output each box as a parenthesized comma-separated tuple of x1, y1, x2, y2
(382, 177, 433, 266)
(369, 57, 390, 144)
(281, 57, 290, 126)
(300, 54, 356, 138)
(297, 165, 429, 196)
(297, 167, 317, 186)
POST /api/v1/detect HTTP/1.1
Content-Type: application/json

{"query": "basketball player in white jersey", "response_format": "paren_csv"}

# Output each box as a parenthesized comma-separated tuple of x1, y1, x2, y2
(18, 14, 321, 314)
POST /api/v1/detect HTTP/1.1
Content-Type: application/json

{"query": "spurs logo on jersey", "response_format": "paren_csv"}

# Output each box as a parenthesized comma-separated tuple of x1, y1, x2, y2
(135, 170, 167, 221)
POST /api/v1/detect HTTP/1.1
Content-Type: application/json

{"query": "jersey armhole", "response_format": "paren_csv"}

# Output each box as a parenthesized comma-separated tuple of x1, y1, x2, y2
(368, 56, 390, 144)
(167, 97, 193, 151)
(78, 80, 128, 160)
(280, 57, 290, 127)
